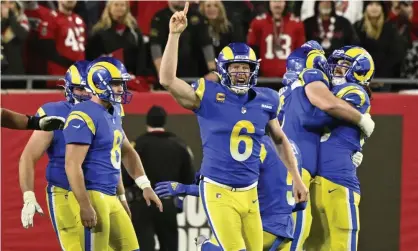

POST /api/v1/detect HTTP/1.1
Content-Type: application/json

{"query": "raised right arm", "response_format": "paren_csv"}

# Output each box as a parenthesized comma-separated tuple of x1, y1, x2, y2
(158, 3, 201, 110)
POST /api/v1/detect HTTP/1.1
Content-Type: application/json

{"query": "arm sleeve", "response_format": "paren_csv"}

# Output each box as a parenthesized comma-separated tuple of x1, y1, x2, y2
(63, 110, 95, 145)
(185, 184, 199, 197)
(135, 28, 149, 75)
(149, 14, 166, 47)
(193, 14, 212, 47)
(85, 32, 104, 60)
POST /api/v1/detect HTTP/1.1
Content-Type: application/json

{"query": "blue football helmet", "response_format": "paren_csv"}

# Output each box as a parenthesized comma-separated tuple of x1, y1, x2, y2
(63, 60, 91, 103)
(301, 40, 323, 51)
(86, 57, 132, 104)
(283, 46, 329, 86)
(328, 46, 375, 86)
(216, 43, 260, 94)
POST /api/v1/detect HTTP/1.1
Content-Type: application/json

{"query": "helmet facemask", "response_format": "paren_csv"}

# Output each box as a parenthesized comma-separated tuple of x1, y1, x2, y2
(218, 60, 260, 95)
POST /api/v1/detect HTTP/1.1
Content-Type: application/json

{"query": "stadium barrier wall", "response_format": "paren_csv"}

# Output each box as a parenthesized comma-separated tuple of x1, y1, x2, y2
(1, 92, 418, 251)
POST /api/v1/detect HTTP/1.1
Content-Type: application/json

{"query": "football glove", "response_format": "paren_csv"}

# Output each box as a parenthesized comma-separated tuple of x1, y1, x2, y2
(352, 151, 364, 168)
(155, 181, 189, 198)
(21, 191, 44, 228)
(27, 115, 65, 131)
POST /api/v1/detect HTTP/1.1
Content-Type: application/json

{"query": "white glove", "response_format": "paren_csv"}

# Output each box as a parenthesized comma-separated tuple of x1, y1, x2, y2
(357, 113, 375, 137)
(39, 116, 65, 131)
(352, 152, 364, 168)
(21, 191, 44, 229)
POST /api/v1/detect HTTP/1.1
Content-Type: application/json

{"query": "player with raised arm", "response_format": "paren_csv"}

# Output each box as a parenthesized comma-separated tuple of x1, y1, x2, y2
(304, 46, 375, 251)
(63, 57, 162, 251)
(19, 61, 91, 250)
(277, 42, 371, 251)
(1, 108, 65, 131)
(158, 3, 308, 250)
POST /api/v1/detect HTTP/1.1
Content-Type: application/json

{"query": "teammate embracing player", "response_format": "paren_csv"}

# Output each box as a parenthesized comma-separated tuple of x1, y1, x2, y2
(305, 46, 375, 251)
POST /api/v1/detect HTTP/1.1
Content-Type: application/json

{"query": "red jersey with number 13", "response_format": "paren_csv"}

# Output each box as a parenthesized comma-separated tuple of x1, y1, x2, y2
(247, 14, 305, 77)
(38, 10, 85, 76)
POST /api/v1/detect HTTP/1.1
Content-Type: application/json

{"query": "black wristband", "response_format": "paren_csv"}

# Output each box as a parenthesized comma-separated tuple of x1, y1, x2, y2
(26, 115, 41, 130)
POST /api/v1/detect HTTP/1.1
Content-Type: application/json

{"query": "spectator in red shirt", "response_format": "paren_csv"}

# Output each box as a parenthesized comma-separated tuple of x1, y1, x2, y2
(247, 0, 305, 79)
(37, 0, 85, 88)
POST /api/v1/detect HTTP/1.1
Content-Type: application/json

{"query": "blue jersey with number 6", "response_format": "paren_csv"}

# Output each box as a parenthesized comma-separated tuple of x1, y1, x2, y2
(191, 78, 280, 187)
(63, 100, 124, 195)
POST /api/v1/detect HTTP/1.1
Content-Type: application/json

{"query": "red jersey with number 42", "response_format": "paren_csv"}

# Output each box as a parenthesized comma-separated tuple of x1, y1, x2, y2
(247, 14, 305, 77)
(39, 11, 85, 76)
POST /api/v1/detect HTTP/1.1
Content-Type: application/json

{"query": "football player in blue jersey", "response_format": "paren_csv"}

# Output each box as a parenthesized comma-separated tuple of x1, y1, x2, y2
(19, 61, 92, 250)
(278, 42, 370, 251)
(304, 46, 375, 251)
(154, 137, 305, 251)
(158, 3, 308, 251)
(63, 57, 162, 251)
(1, 108, 65, 130)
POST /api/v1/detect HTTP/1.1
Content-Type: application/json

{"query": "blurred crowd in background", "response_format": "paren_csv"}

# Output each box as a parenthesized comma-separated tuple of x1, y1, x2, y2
(1, 0, 417, 93)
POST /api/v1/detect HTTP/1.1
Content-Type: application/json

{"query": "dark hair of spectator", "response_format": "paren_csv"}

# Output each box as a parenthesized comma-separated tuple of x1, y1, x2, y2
(314, 1, 337, 17)
(146, 106, 167, 128)
(362, 1, 387, 18)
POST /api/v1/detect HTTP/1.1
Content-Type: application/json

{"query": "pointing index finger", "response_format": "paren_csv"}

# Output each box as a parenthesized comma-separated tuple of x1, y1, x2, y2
(183, 1, 189, 15)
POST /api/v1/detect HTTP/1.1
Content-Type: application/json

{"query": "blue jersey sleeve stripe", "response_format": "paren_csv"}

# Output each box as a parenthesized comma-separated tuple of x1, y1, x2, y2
(36, 107, 46, 117)
(64, 111, 96, 135)
(195, 78, 206, 100)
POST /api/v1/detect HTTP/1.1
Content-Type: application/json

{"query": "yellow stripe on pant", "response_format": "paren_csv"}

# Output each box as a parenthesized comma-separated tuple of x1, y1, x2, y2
(199, 181, 263, 251)
(46, 184, 83, 250)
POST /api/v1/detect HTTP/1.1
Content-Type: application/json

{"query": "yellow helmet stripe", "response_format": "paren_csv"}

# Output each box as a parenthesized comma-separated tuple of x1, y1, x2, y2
(221, 46, 234, 60)
(68, 65, 82, 85)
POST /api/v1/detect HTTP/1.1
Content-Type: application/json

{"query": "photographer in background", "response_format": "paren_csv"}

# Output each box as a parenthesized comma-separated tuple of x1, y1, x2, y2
(123, 106, 195, 251)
